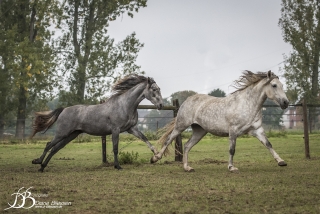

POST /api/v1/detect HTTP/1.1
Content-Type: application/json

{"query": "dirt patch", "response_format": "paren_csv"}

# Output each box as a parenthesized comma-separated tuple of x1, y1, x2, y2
(201, 158, 228, 164)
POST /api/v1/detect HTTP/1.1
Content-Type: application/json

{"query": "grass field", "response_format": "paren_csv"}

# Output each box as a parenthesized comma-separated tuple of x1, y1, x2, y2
(0, 132, 319, 213)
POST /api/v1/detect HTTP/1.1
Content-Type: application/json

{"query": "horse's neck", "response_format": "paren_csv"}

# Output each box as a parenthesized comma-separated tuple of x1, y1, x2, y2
(122, 83, 146, 111)
(237, 84, 267, 114)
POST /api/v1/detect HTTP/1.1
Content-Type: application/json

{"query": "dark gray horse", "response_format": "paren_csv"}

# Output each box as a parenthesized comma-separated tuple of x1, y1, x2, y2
(31, 75, 163, 172)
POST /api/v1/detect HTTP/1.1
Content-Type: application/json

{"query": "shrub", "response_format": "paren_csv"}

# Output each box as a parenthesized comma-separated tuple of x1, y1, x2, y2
(266, 129, 287, 138)
(75, 134, 93, 143)
(144, 131, 159, 141)
(118, 151, 139, 164)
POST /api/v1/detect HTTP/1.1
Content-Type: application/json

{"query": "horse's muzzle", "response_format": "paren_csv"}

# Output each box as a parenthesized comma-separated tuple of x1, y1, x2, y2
(280, 99, 289, 109)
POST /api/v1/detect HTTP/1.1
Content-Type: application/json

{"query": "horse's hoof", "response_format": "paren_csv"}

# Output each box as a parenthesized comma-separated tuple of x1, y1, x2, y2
(278, 161, 287, 166)
(229, 166, 239, 173)
(32, 159, 41, 164)
(38, 168, 44, 173)
(150, 156, 157, 164)
(114, 166, 123, 170)
(184, 166, 195, 172)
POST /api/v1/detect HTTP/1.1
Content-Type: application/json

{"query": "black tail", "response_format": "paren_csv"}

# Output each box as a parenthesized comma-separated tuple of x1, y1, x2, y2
(31, 107, 64, 138)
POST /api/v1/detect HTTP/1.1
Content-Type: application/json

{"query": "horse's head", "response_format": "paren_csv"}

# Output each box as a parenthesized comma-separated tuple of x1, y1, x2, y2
(264, 71, 289, 109)
(144, 77, 163, 110)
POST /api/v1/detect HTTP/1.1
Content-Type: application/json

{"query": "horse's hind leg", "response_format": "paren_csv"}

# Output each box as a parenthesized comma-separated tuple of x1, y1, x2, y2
(183, 124, 207, 172)
(32, 135, 65, 165)
(249, 127, 287, 166)
(38, 131, 81, 172)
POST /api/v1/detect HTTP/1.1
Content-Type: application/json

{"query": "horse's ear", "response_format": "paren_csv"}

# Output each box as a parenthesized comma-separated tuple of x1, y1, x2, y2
(267, 70, 272, 79)
(265, 70, 275, 85)
(147, 77, 155, 88)
(147, 77, 152, 88)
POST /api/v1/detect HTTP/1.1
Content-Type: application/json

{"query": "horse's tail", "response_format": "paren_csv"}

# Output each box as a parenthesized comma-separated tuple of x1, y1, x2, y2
(30, 107, 64, 138)
(158, 118, 176, 156)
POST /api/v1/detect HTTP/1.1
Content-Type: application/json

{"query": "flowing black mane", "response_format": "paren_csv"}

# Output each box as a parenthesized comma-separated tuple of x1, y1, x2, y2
(112, 74, 155, 96)
(231, 70, 278, 94)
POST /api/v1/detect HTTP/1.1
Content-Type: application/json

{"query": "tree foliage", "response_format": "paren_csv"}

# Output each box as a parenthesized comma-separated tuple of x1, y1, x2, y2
(56, 0, 147, 106)
(171, 90, 197, 105)
(0, 0, 148, 137)
(279, 0, 320, 103)
(0, 0, 147, 137)
(0, 0, 60, 137)
(208, 88, 226, 97)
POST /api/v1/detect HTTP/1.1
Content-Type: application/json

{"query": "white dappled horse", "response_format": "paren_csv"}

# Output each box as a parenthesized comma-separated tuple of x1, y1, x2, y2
(151, 71, 289, 172)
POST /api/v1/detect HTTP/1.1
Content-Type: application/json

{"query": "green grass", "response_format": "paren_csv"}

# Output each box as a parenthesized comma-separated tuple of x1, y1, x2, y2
(0, 133, 319, 213)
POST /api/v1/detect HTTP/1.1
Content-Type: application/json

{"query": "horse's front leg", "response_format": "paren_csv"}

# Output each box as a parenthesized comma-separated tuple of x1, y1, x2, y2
(112, 129, 122, 170)
(127, 126, 158, 155)
(228, 133, 239, 172)
(250, 127, 287, 166)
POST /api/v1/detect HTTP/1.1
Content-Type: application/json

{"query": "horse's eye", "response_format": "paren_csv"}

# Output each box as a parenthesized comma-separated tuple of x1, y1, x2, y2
(272, 84, 277, 88)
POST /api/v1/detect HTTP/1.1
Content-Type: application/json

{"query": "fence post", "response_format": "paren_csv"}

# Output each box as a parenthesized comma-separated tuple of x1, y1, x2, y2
(173, 99, 183, 162)
(302, 99, 310, 159)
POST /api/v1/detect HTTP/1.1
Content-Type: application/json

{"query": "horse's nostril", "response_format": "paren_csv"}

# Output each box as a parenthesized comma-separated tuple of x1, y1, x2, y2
(282, 100, 289, 109)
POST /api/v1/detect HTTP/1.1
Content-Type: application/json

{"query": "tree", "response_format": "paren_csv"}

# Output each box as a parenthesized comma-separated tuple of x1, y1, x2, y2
(56, 0, 147, 106)
(0, 17, 13, 136)
(171, 90, 197, 105)
(0, 0, 60, 138)
(279, 0, 320, 103)
(208, 88, 226, 97)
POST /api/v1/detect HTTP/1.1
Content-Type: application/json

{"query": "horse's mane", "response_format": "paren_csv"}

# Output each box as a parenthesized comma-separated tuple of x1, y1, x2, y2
(231, 70, 278, 94)
(111, 74, 154, 96)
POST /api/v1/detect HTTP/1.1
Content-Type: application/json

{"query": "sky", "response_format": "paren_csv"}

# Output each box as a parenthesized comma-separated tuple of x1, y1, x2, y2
(108, 0, 292, 104)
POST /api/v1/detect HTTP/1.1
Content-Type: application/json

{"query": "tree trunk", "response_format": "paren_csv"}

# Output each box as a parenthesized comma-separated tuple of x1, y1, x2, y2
(15, 84, 27, 138)
(0, 115, 4, 138)
(14, 1, 37, 138)
(72, 0, 86, 104)
(0, 57, 9, 138)
(73, 0, 95, 104)
(15, 1, 27, 139)
(76, 66, 87, 103)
